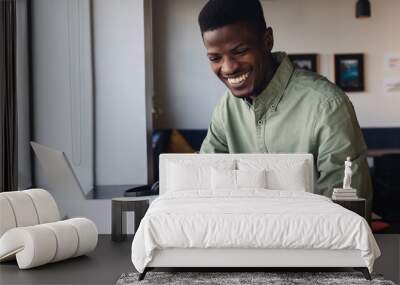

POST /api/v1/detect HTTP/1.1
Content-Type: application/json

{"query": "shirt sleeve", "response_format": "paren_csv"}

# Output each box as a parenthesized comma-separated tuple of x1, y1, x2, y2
(313, 95, 372, 216)
(200, 99, 229, 153)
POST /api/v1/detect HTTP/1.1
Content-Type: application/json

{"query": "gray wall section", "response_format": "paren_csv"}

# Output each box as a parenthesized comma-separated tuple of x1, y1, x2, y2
(16, 0, 31, 189)
(31, 0, 102, 230)
(92, 0, 150, 185)
(32, 0, 94, 193)
(153, 0, 225, 129)
(31, 0, 152, 233)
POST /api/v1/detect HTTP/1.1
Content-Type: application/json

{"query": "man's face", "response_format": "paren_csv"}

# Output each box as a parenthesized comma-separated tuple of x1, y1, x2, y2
(203, 22, 273, 98)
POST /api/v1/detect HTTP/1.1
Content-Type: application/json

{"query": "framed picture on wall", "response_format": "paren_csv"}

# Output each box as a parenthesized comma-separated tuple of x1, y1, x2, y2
(334, 53, 365, 92)
(288, 54, 317, 72)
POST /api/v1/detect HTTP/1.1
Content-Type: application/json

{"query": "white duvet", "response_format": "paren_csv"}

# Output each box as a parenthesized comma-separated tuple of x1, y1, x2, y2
(131, 190, 380, 273)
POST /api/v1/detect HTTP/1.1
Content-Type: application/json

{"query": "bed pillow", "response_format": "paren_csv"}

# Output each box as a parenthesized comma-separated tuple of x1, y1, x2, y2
(237, 159, 308, 191)
(211, 169, 267, 190)
(236, 169, 267, 189)
(211, 168, 236, 190)
(167, 160, 235, 192)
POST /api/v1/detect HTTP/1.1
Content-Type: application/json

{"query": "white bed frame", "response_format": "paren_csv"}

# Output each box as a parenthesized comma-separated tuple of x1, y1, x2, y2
(140, 154, 370, 280)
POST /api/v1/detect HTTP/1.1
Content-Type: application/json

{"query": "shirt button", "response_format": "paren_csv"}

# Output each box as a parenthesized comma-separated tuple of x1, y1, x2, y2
(258, 120, 263, 125)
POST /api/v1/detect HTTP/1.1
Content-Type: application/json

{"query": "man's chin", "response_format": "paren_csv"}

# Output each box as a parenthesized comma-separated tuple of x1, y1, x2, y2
(229, 89, 251, 98)
(231, 93, 249, 98)
(226, 84, 254, 98)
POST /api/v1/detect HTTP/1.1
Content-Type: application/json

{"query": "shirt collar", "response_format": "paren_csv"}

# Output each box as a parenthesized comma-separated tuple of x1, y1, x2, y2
(244, 52, 294, 111)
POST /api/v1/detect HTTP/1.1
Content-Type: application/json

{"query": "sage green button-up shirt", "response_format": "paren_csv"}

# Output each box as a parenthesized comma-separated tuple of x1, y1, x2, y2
(200, 52, 372, 214)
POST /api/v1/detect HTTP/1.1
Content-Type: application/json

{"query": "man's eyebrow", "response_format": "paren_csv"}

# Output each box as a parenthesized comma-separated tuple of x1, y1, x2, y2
(206, 44, 247, 56)
(207, 52, 219, 56)
(230, 44, 247, 51)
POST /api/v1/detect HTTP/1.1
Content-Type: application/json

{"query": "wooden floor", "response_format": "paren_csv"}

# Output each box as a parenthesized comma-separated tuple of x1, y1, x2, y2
(1, 235, 399, 285)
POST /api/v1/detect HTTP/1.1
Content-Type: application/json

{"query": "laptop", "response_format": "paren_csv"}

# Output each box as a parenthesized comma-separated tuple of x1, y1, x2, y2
(30, 142, 157, 198)
(30, 141, 90, 197)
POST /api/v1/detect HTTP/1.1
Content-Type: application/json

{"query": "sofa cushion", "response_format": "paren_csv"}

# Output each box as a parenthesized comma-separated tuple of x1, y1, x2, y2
(0, 196, 17, 237)
(167, 130, 195, 153)
(0, 192, 39, 228)
(23, 189, 61, 224)
(0, 189, 98, 269)
(0, 189, 60, 236)
(0, 218, 97, 269)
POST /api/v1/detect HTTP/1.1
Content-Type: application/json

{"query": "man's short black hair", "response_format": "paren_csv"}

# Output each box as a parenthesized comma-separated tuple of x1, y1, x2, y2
(198, 0, 267, 34)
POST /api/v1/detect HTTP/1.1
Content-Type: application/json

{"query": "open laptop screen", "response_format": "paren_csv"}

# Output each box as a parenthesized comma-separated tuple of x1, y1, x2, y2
(30, 142, 90, 197)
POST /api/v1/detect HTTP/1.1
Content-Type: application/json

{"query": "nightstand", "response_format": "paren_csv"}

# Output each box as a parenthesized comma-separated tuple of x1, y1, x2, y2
(332, 198, 366, 219)
(111, 196, 158, 242)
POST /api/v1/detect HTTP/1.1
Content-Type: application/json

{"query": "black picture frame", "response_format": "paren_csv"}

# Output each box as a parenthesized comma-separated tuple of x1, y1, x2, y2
(288, 54, 317, 72)
(334, 53, 365, 92)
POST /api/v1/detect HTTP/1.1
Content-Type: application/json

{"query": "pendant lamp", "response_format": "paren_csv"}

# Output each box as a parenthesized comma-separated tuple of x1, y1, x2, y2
(356, 0, 371, 18)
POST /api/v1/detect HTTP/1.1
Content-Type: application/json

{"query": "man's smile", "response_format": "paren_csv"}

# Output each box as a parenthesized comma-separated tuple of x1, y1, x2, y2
(225, 72, 250, 87)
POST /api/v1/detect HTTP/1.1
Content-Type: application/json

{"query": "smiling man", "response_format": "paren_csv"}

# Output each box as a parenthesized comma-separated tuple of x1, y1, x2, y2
(198, 0, 372, 218)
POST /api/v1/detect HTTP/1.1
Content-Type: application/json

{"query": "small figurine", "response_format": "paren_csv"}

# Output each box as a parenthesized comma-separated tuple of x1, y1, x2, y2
(343, 157, 352, 189)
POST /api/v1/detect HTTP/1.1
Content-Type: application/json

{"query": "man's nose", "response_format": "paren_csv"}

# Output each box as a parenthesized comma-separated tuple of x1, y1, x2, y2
(221, 56, 239, 75)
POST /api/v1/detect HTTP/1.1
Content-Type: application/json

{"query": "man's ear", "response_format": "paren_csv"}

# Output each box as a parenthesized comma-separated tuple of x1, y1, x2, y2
(263, 27, 274, 52)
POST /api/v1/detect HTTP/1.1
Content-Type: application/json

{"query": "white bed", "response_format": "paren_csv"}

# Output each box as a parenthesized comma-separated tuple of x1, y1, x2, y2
(131, 154, 380, 280)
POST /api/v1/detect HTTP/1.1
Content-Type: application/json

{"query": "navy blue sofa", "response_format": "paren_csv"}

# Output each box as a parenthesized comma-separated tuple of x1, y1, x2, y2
(361, 128, 400, 149)
(153, 128, 400, 221)
(153, 127, 400, 159)
(362, 128, 400, 221)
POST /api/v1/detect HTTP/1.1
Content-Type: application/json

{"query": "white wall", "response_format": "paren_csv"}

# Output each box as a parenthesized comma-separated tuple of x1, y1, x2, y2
(153, 0, 400, 129)
(93, 0, 152, 185)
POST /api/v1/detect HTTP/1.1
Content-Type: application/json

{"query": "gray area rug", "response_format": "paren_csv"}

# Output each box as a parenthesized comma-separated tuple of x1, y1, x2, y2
(116, 272, 396, 285)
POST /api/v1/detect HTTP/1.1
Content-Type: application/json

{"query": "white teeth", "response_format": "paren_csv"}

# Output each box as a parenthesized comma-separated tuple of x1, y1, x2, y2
(227, 73, 249, 85)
